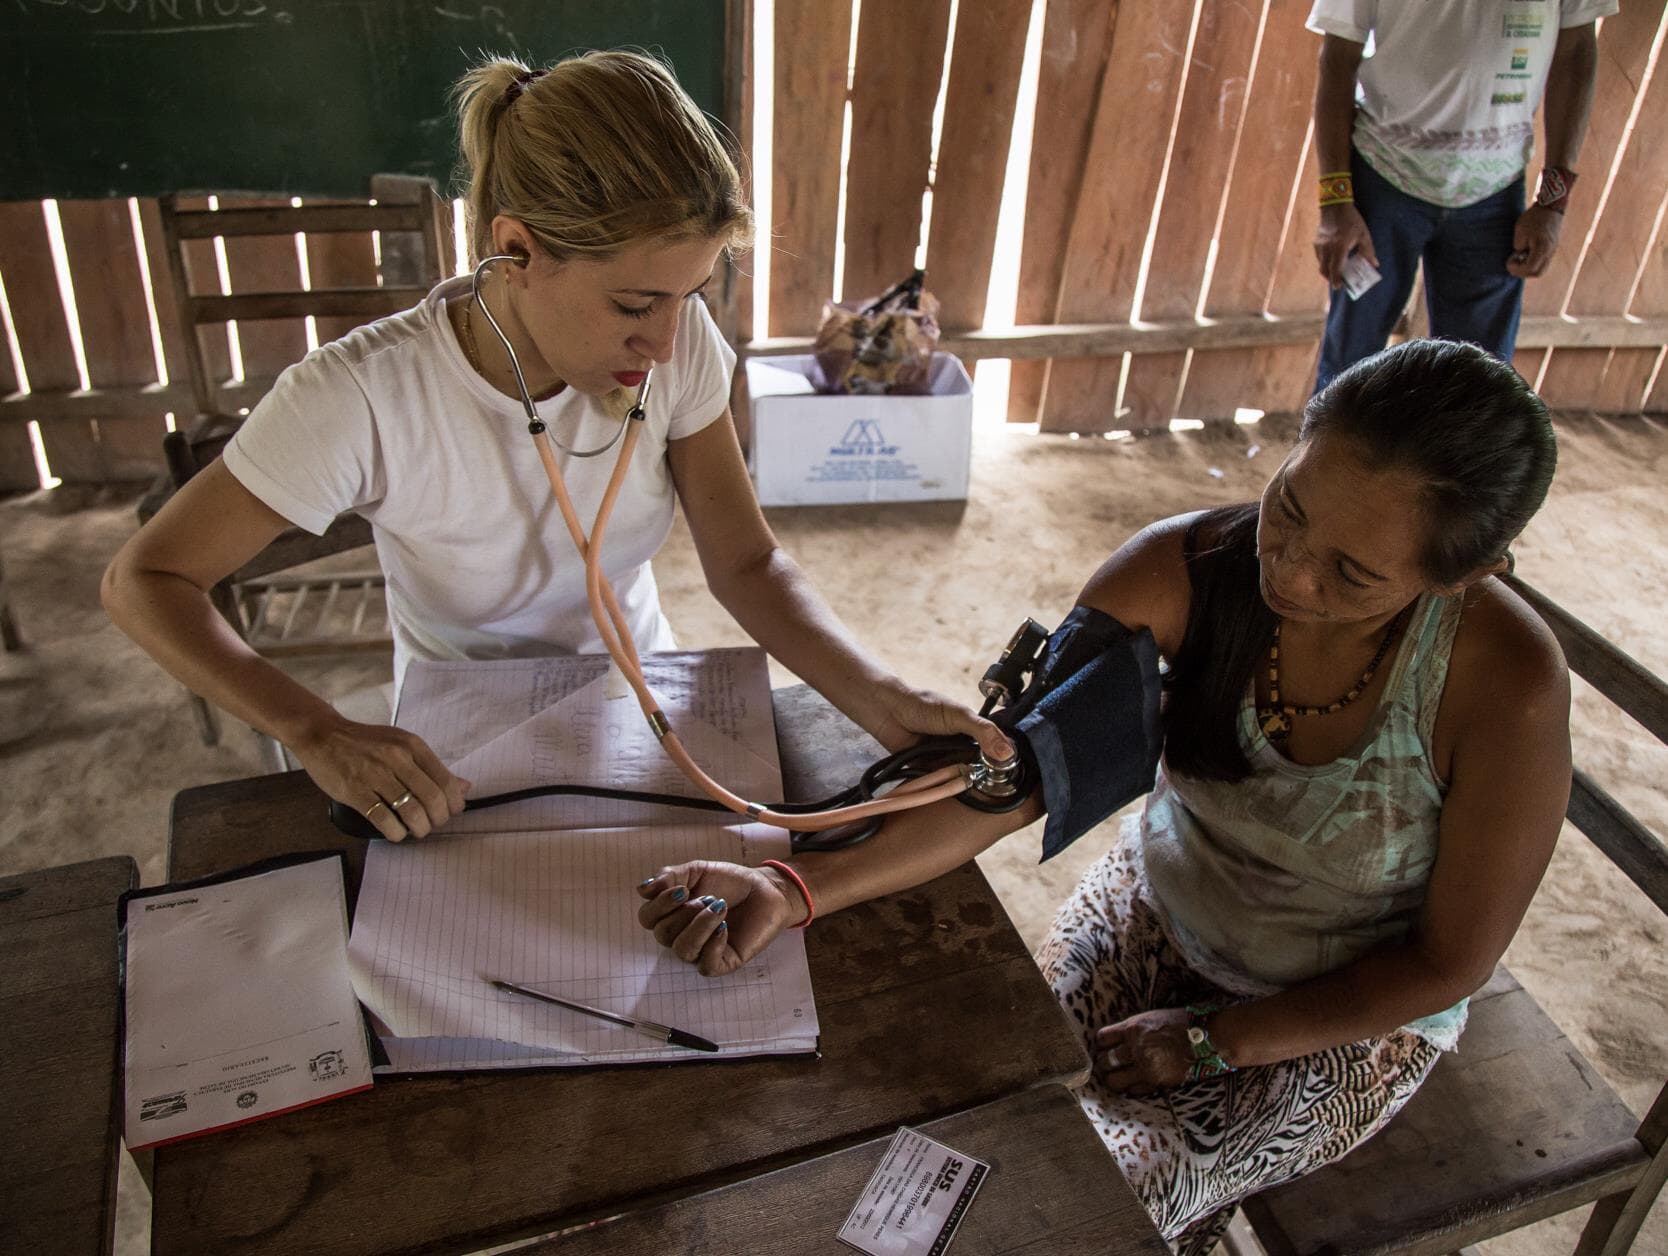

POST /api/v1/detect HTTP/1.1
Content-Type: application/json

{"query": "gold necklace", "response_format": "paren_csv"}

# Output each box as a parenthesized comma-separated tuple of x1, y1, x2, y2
(1257, 605, 1410, 743)
(460, 296, 485, 376)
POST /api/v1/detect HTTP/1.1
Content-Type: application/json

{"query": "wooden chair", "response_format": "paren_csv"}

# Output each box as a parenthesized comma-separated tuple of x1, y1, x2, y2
(0, 543, 19, 651)
(1242, 575, 1668, 1256)
(143, 180, 449, 744)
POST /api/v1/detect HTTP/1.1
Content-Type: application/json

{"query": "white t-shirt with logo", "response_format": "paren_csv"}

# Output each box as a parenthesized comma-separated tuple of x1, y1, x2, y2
(222, 276, 735, 691)
(1307, 0, 1617, 208)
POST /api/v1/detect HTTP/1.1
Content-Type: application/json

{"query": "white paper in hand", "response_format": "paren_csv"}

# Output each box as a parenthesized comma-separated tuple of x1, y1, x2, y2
(1342, 252, 1383, 301)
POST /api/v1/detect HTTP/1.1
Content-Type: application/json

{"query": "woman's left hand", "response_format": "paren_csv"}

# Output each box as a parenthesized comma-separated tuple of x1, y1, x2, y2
(1094, 1008, 1197, 1092)
(869, 683, 1015, 763)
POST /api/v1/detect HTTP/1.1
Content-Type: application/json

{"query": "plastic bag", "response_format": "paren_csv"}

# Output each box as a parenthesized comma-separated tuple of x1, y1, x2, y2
(811, 269, 941, 395)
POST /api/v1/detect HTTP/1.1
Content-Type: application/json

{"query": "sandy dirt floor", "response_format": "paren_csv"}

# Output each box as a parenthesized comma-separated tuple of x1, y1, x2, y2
(1, 407, 1663, 1254)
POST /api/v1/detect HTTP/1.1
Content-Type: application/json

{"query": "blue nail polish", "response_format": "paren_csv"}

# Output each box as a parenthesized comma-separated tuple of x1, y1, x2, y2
(696, 895, 715, 906)
(708, 898, 726, 913)
(716, 920, 728, 932)
(671, 886, 688, 902)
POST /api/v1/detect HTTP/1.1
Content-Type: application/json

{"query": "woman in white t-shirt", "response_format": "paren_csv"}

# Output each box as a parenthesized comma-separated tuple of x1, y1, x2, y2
(104, 51, 1010, 840)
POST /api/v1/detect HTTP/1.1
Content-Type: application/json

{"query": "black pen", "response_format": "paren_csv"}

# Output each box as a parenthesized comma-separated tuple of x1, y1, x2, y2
(489, 978, 720, 1053)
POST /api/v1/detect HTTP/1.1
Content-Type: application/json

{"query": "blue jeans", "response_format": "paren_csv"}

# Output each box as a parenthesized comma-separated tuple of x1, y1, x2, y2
(1315, 151, 1525, 393)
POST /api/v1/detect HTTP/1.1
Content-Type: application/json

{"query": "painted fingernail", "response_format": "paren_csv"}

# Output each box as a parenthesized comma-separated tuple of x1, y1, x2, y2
(708, 898, 726, 913)
(671, 886, 688, 902)
(696, 895, 715, 907)
(716, 920, 728, 933)
(639, 877, 657, 887)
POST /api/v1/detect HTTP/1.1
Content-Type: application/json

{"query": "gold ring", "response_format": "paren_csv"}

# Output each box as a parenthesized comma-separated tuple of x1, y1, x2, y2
(390, 791, 416, 810)
(364, 801, 390, 819)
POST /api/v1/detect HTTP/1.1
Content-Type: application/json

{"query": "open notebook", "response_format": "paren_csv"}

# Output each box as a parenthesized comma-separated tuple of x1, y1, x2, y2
(346, 649, 819, 1071)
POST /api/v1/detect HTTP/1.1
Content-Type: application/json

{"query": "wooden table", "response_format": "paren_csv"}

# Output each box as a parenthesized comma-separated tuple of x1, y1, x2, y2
(527, 1084, 1168, 1254)
(153, 687, 1091, 1255)
(0, 855, 137, 1256)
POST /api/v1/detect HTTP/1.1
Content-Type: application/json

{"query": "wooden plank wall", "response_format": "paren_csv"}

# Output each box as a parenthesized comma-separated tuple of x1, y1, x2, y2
(749, 0, 1668, 433)
(0, 195, 430, 488)
(6, 1, 1668, 488)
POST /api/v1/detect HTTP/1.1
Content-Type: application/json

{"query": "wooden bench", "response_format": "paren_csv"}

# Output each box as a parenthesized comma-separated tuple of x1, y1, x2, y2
(1243, 576, 1668, 1255)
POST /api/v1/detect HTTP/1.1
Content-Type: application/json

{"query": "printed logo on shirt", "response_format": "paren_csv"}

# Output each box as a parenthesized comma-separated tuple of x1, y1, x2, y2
(1491, 90, 1527, 105)
(1503, 12, 1544, 39)
(1511, 48, 1530, 70)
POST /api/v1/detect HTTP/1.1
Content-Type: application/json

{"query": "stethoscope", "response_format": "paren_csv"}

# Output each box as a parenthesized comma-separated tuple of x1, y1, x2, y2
(404, 254, 1025, 844)
(471, 253, 644, 457)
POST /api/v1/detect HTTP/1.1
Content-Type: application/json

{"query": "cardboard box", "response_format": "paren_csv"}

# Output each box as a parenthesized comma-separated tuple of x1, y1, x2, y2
(746, 353, 973, 506)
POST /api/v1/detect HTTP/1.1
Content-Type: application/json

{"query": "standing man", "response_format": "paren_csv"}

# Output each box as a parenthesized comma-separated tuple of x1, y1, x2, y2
(1309, 0, 1615, 392)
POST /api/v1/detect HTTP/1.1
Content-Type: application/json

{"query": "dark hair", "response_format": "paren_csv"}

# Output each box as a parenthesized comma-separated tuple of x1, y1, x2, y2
(1165, 339, 1556, 782)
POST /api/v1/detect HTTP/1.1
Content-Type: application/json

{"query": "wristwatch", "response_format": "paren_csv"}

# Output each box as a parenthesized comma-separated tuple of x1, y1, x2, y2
(1184, 1004, 1237, 1082)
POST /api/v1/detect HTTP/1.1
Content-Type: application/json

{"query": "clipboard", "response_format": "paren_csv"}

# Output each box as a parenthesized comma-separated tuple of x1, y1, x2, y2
(119, 852, 375, 1149)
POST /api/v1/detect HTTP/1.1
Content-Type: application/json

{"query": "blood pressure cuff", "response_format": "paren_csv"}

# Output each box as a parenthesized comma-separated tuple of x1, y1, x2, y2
(993, 606, 1164, 862)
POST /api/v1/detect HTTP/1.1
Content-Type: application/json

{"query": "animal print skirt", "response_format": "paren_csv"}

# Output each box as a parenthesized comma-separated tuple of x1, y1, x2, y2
(1035, 835, 1442, 1254)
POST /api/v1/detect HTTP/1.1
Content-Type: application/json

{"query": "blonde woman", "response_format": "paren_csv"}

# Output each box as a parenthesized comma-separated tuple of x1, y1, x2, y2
(104, 51, 1008, 840)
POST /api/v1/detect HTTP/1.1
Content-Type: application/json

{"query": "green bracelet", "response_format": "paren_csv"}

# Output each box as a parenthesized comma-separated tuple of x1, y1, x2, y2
(1184, 1003, 1237, 1082)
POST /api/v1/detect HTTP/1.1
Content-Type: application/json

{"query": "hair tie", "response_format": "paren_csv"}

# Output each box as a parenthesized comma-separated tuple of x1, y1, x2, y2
(503, 67, 546, 106)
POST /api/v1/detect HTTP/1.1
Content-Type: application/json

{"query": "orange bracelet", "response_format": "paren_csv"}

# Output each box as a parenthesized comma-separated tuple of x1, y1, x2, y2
(760, 859, 814, 929)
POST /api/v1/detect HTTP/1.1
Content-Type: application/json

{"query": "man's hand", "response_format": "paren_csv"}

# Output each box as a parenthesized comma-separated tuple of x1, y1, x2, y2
(1314, 202, 1378, 288)
(1508, 205, 1564, 278)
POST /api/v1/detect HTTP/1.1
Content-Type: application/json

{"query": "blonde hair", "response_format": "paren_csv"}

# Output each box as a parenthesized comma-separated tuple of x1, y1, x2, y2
(452, 49, 752, 266)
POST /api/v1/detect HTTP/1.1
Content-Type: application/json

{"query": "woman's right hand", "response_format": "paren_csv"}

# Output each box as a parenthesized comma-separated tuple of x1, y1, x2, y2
(290, 715, 471, 841)
(637, 860, 804, 977)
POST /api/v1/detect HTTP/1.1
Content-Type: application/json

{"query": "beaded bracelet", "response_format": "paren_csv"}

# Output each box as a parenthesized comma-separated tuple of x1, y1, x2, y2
(759, 859, 815, 929)
(1319, 170, 1354, 207)
(1184, 1003, 1237, 1082)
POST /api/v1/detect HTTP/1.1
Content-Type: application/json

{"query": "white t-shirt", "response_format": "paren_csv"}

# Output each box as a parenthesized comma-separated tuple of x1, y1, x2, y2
(1307, 0, 1617, 207)
(223, 276, 735, 690)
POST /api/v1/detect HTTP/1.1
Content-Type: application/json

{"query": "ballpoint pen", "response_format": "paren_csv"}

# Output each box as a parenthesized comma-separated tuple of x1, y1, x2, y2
(489, 978, 720, 1053)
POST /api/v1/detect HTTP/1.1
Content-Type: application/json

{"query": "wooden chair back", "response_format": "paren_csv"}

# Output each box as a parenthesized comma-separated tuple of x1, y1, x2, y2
(157, 180, 448, 415)
(1242, 576, 1668, 1255)
(141, 180, 446, 742)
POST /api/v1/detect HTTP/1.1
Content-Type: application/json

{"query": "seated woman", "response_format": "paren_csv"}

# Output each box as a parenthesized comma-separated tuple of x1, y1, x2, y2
(634, 339, 1571, 1253)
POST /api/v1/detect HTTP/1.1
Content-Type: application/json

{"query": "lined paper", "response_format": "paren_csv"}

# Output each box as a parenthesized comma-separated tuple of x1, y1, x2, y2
(396, 650, 780, 834)
(347, 649, 818, 1069)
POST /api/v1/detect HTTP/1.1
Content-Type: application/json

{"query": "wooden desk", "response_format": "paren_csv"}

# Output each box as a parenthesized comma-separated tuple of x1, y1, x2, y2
(153, 687, 1090, 1256)
(527, 1084, 1167, 1255)
(0, 856, 137, 1256)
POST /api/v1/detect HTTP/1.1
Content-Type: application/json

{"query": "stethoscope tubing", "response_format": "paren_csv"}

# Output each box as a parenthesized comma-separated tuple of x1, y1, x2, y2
(476, 252, 983, 834)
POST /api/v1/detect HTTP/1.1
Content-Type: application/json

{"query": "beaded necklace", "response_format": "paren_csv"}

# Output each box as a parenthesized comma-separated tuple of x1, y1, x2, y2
(1257, 605, 1410, 743)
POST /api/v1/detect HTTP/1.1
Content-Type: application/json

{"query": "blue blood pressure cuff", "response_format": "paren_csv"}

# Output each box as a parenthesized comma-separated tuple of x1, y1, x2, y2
(994, 607, 1164, 862)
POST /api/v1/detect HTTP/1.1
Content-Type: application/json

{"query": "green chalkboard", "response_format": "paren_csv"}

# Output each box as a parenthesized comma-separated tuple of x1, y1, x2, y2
(1, 0, 731, 201)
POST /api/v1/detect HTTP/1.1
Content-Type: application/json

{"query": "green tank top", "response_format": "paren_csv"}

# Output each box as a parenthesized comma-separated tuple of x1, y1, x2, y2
(1140, 591, 1469, 1049)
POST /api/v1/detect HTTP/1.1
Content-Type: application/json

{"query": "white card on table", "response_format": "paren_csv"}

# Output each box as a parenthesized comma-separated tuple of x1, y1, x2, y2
(837, 1127, 989, 1256)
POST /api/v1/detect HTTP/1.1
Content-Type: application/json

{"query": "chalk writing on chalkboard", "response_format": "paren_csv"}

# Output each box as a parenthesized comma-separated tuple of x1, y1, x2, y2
(13, 0, 285, 28)
(0, 0, 728, 200)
